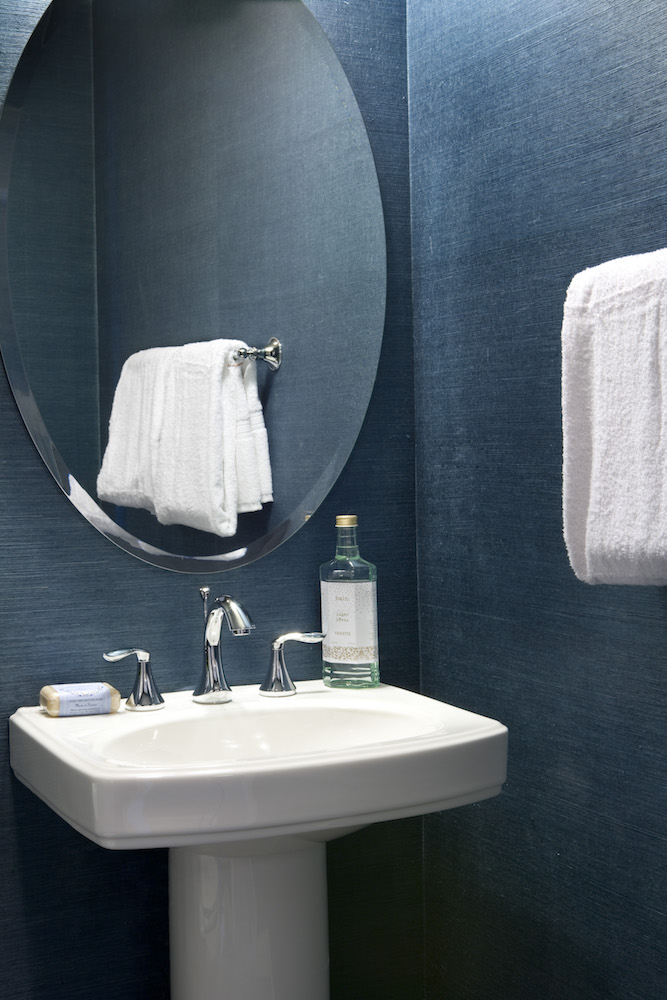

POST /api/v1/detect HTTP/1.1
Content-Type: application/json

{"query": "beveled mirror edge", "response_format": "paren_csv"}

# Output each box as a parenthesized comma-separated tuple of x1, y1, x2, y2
(0, 333, 378, 574)
(0, 283, 385, 573)
(0, 0, 386, 574)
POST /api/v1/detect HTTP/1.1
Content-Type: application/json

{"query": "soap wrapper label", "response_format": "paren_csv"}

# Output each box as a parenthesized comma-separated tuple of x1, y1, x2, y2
(321, 581, 378, 663)
(50, 683, 112, 717)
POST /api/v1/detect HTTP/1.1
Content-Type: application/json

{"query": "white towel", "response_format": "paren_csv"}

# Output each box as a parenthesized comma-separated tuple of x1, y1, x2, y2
(97, 339, 272, 537)
(562, 248, 667, 584)
(244, 359, 273, 503)
(95, 346, 168, 515)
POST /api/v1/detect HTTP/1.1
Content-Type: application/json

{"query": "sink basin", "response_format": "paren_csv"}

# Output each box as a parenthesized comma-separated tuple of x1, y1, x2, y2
(9, 680, 507, 850)
(10, 680, 507, 1000)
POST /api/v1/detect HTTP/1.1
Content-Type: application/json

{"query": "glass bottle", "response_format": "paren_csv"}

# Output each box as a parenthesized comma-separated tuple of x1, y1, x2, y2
(319, 514, 380, 688)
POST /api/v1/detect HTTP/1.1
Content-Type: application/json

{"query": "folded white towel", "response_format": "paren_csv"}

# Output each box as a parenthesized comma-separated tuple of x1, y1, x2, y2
(96, 346, 168, 514)
(562, 248, 667, 584)
(97, 339, 272, 537)
(244, 359, 273, 504)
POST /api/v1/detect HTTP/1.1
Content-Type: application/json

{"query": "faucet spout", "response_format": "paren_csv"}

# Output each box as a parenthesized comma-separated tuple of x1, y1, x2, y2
(193, 593, 254, 704)
(216, 594, 254, 635)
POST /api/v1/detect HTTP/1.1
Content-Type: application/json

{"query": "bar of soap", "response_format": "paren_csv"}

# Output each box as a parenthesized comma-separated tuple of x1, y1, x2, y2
(39, 682, 121, 717)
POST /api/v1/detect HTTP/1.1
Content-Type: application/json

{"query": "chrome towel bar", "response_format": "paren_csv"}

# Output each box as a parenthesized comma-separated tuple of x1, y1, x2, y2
(235, 337, 282, 371)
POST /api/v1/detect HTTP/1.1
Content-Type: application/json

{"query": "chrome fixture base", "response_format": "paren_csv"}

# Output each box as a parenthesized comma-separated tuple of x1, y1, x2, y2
(259, 631, 324, 697)
(192, 689, 232, 705)
(103, 647, 165, 711)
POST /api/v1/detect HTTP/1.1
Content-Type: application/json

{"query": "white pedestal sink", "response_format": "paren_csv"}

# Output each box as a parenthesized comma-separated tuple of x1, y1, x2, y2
(10, 681, 507, 1000)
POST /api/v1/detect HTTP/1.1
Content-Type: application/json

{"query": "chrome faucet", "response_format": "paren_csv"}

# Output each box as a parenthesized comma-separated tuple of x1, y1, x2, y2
(259, 631, 324, 697)
(193, 587, 255, 703)
(103, 647, 164, 711)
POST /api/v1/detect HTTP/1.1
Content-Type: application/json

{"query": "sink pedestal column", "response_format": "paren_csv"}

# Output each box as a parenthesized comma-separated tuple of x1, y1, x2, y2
(169, 840, 329, 1000)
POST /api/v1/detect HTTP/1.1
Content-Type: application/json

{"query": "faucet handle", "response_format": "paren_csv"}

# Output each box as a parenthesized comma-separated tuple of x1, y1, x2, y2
(103, 648, 165, 712)
(259, 631, 324, 698)
(104, 647, 150, 663)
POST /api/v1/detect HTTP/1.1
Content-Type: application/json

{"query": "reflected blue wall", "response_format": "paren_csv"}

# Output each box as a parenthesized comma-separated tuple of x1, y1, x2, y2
(6, 0, 99, 483)
(409, 1, 667, 997)
(92, 0, 386, 545)
(0, 2, 416, 998)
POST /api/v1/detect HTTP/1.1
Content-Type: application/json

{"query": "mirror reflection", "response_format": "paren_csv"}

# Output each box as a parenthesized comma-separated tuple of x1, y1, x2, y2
(0, 0, 386, 572)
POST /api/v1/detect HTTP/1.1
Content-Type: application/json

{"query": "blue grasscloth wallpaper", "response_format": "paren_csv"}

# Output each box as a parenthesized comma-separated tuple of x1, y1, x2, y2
(3, 1, 667, 999)
(0, 2, 417, 998)
(410, 1, 667, 998)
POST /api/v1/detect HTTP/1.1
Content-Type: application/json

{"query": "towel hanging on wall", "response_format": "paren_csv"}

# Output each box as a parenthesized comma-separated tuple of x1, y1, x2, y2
(97, 339, 273, 537)
(561, 248, 667, 584)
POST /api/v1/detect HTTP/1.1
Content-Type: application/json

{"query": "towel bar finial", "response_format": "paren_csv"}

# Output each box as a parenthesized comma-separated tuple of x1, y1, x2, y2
(235, 337, 281, 371)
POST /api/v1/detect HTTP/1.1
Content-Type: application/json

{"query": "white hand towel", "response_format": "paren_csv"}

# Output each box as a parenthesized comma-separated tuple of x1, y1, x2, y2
(150, 340, 247, 535)
(244, 359, 273, 503)
(228, 353, 262, 516)
(97, 339, 272, 537)
(562, 248, 667, 584)
(96, 346, 169, 514)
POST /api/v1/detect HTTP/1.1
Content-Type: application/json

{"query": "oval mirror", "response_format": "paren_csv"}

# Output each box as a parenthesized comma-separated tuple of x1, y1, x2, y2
(0, 0, 385, 572)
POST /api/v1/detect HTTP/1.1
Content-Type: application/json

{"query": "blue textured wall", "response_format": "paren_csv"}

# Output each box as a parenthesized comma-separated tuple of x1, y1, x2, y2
(6, 0, 99, 484)
(409, 1, 667, 998)
(0, 2, 416, 998)
(10, 2, 664, 998)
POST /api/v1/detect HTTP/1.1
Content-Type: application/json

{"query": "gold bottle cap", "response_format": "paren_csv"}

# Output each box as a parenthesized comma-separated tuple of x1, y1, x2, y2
(336, 514, 358, 527)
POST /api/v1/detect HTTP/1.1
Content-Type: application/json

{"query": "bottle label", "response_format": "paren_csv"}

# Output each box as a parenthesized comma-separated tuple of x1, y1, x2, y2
(321, 581, 378, 664)
(53, 683, 112, 717)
